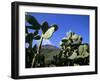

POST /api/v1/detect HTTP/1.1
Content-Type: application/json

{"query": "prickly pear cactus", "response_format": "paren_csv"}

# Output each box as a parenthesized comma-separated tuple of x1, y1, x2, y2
(78, 44, 89, 58)
(25, 14, 58, 68)
(57, 31, 89, 66)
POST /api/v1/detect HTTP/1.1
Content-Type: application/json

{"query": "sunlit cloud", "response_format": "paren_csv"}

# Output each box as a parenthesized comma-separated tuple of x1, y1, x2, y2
(42, 39, 53, 45)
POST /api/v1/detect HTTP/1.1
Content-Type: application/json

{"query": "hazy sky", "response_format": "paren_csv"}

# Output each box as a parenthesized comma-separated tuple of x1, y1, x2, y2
(26, 12, 89, 48)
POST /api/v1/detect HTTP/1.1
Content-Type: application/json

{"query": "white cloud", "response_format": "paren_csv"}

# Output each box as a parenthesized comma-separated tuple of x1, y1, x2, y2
(66, 29, 72, 36)
(25, 43, 29, 48)
(42, 39, 53, 45)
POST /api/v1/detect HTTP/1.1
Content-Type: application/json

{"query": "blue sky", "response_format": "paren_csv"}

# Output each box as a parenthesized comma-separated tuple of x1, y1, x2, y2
(26, 12, 89, 48)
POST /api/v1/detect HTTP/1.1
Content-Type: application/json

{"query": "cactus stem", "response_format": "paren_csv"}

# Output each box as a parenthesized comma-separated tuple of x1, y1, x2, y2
(31, 54, 36, 67)
(31, 36, 43, 67)
(37, 36, 43, 54)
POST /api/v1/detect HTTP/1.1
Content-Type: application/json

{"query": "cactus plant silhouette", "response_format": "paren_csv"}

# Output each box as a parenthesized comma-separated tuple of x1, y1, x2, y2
(56, 31, 89, 66)
(25, 15, 58, 68)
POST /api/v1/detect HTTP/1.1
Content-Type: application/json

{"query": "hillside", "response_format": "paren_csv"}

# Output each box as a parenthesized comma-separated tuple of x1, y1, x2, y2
(40, 45, 61, 66)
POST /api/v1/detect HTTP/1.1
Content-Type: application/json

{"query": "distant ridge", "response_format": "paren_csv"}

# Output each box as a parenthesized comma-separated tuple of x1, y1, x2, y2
(41, 44, 60, 50)
(40, 44, 61, 65)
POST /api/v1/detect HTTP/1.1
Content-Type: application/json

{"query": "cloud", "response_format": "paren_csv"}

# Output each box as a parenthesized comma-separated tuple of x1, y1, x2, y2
(25, 43, 29, 48)
(42, 39, 53, 45)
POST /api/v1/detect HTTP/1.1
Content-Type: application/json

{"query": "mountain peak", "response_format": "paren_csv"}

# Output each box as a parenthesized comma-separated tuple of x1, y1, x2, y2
(41, 44, 60, 50)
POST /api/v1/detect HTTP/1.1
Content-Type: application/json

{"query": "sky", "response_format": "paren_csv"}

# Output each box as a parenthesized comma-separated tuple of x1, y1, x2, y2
(25, 12, 89, 48)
